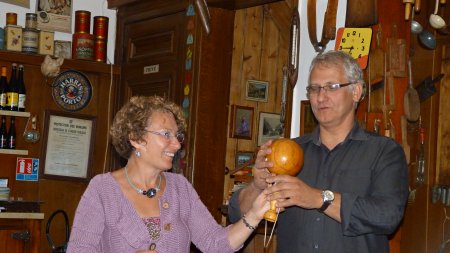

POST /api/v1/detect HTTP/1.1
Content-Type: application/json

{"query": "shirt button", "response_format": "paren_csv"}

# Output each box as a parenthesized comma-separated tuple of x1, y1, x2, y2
(314, 244, 319, 249)
(316, 217, 321, 221)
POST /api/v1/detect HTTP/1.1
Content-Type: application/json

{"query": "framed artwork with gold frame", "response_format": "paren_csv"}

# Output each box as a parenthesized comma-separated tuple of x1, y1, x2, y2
(300, 100, 318, 135)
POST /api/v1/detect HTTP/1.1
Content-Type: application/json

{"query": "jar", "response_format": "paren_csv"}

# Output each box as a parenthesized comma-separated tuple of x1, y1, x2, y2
(74, 10, 91, 34)
(6, 13, 17, 26)
(93, 16, 109, 40)
(22, 28, 39, 54)
(94, 39, 107, 62)
(72, 33, 94, 60)
(25, 13, 38, 29)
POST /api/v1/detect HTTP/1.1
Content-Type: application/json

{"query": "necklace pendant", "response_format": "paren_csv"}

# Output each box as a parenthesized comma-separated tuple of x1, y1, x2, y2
(146, 188, 157, 198)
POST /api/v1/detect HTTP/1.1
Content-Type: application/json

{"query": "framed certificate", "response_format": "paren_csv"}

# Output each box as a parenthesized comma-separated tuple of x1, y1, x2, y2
(41, 110, 96, 181)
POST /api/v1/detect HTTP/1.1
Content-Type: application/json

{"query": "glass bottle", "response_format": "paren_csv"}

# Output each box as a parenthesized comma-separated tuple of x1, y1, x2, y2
(17, 64, 26, 112)
(5, 63, 18, 111)
(0, 66, 8, 110)
(0, 116, 7, 149)
(7, 116, 16, 149)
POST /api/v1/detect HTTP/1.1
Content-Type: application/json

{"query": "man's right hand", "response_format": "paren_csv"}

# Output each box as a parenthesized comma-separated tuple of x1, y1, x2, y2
(252, 139, 275, 191)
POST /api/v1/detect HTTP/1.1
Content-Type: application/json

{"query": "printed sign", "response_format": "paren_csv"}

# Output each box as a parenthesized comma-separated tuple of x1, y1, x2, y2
(16, 157, 39, 181)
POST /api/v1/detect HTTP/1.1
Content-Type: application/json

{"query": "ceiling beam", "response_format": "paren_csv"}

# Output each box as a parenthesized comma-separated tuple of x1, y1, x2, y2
(207, 0, 283, 10)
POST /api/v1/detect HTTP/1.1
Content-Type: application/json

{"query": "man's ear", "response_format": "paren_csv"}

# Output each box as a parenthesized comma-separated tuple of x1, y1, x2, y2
(353, 82, 365, 102)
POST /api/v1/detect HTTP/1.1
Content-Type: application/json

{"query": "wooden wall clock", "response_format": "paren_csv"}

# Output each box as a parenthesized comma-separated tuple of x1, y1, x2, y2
(335, 27, 372, 69)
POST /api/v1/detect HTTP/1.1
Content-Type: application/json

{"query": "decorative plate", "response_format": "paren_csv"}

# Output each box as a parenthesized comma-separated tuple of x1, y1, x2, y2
(52, 70, 93, 112)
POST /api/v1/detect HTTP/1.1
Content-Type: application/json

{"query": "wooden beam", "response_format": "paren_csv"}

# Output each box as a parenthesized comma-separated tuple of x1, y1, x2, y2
(263, 1, 291, 44)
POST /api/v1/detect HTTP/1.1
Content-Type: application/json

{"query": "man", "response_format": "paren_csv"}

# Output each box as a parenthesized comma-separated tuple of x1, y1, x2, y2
(228, 50, 408, 253)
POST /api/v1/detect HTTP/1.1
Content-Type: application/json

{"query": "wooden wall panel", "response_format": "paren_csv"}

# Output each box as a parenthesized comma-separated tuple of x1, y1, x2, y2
(0, 51, 120, 253)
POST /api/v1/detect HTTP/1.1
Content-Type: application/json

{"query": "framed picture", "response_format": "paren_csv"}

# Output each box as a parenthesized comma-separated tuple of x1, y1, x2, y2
(36, 0, 72, 33)
(300, 100, 318, 135)
(235, 151, 254, 169)
(245, 80, 269, 102)
(54, 40, 72, 59)
(41, 110, 96, 181)
(0, 0, 30, 8)
(230, 105, 254, 139)
(258, 112, 283, 146)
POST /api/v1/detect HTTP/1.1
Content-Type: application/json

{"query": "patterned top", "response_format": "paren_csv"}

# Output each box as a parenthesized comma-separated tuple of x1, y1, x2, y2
(142, 217, 161, 240)
(67, 172, 237, 253)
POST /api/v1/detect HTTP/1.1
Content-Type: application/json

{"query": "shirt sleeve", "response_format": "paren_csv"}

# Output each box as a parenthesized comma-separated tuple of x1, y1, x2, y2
(340, 140, 409, 236)
(227, 188, 243, 223)
(66, 176, 105, 253)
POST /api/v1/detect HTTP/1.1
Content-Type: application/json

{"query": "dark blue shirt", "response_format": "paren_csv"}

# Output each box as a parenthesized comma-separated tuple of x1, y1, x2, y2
(228, 122, 408, 253)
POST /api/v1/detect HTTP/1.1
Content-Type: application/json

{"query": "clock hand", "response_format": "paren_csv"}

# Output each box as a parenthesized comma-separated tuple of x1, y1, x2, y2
(340, 46, 354, 52)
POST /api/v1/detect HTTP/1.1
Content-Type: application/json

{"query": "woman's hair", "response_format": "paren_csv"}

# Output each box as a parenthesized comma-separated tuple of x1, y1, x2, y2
(308, 50, 366, 100)
(110, 96, 186, 159)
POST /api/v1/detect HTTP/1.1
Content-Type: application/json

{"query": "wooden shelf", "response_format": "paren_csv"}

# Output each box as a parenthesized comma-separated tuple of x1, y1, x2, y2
(0, 149, 28, 155)
(0, 111, 30, 118)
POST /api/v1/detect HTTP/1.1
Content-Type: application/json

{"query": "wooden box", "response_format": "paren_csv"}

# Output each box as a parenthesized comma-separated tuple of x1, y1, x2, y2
(5, 25, 22, 52)
(38, 30, 54, 55)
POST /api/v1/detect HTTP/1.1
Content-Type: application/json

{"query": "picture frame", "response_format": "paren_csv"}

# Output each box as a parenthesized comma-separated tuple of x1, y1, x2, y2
(258, 112, 283, 146)
(41, 110, 96, 181)
(300, 100, 318, 135)
(245, 80, 269, 102)
(0, 0, 30, 8)
(54, 40, 72, 59)
(230, 105, 254, 139)
(36, 0, 72, 33)
(235, 151, 255, 169)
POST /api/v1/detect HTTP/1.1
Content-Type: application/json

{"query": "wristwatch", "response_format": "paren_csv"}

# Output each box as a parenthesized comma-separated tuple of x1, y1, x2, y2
(318, 190, 334, 212)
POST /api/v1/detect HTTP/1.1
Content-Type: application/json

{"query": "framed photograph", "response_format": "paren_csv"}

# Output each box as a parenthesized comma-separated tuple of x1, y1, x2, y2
(245, 80, 269, 102)
(54, 40, 72, 59)
(230, 105, 254, 139)
(258, 112, 283, 146)
(0, 0, 30, 8)
(300, 100, 318, 135)
(235, 151, 254, 169)
(36, 0, 72, 33)
(41, 110, 96, 181)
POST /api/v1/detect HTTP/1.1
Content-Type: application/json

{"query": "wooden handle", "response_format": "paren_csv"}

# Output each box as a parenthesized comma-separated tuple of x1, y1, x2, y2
(405, 3, 412, 20)
(415, 0, 421, 12)
(440, 0, 446, 4)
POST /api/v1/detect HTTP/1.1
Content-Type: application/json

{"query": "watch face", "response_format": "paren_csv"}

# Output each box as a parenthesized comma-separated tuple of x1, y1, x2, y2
(52, 70, 93, 112)
(335, 28, 372, 69)
(323, 190, 334, 201)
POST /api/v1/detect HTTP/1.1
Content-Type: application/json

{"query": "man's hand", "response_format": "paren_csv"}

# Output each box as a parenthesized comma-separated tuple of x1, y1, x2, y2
(265, 174, 322, 210)
(252, 139, 275, 190)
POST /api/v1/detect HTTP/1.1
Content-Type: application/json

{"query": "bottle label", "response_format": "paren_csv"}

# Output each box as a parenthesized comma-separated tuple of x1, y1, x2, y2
(0, 93, 6, 107)
(6, 92, 18, 108)
(18, 94, 26, 109)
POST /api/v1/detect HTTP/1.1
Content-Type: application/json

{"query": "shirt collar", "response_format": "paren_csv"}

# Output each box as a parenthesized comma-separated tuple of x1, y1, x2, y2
(302, 121, 368, 146)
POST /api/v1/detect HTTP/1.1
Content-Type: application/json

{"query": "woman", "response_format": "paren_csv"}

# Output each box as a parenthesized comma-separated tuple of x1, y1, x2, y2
(67, 96, 269, 253)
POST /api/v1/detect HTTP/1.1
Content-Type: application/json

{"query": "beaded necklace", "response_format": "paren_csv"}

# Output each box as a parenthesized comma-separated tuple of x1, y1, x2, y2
(125, 166, 162, 198)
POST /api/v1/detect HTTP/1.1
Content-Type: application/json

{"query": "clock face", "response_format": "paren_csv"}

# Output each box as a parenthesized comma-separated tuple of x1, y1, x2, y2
(335, 28, 372, 69)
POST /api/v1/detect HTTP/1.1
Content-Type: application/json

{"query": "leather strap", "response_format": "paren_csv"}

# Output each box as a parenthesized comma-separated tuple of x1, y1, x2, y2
(307, 0, 339, 53)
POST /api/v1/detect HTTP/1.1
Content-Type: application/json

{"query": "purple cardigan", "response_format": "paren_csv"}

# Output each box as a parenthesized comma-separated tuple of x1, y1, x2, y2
(67, 172, 237, 253)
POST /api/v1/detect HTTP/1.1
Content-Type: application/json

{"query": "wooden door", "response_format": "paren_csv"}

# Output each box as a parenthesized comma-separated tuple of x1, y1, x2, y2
(115, 1, 187, 106)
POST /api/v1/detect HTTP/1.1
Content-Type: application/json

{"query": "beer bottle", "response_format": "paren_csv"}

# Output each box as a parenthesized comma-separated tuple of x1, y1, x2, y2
(0, 116, 7, 149)
(0, 66, 7, 110)
(17, 64, 26, 112)
(7, 116, 16, 149)
(5, 63, 18, 111)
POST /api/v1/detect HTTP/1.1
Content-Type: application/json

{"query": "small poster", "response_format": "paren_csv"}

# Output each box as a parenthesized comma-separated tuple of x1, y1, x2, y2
(16, 157, 39, 181)
(36, 0, 72, 33)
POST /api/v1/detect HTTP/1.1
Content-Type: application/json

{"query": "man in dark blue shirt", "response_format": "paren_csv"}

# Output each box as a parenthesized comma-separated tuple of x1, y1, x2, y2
(228, 50, 408, 253)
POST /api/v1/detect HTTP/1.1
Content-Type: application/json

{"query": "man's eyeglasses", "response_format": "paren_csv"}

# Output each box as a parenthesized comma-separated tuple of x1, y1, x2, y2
(306, 82, 354, 95)
(146, 130, 185, 143)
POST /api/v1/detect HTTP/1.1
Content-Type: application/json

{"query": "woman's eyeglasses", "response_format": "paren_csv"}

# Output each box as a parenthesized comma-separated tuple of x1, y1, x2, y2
(146, 130, 185, 143)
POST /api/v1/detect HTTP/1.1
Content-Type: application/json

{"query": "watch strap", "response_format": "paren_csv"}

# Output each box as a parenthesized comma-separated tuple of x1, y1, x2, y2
(318, 190, 333, 213)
